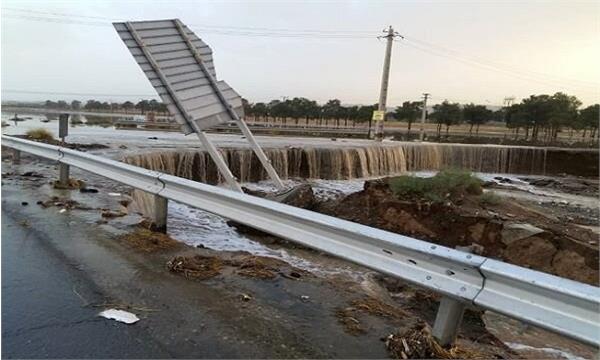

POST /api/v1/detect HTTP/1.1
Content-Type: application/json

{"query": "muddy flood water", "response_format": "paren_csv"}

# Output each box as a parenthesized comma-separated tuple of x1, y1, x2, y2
(2, 112, 599, 359)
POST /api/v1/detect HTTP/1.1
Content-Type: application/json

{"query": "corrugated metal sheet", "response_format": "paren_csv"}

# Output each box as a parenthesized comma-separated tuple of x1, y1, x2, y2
(113, 19, 244, 134)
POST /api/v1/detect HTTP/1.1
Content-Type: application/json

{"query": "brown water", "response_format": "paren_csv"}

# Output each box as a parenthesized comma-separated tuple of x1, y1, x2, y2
(123, 142, 557, 184)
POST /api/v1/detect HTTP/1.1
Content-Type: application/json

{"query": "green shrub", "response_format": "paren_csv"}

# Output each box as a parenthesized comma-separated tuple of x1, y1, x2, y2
(479, 191, 501, 205)
(26, 128, 54, 141)
(389, 169, 483, 202)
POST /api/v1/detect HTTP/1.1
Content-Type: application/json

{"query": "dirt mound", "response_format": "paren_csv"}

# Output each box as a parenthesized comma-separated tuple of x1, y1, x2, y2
(118, 228, 180, 253)
(315, 177, 599, 285)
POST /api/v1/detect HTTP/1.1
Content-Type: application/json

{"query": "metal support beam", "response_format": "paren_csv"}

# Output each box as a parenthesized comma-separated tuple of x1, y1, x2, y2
(151, 194, 168, 233)
(234, 118, 284, 190)
(12, 149, 20, 165)
(173, 19, 284, 190)
(193, 129, 242, 192)
(59, 163, 70, 186)
(432, 296, 466, 346)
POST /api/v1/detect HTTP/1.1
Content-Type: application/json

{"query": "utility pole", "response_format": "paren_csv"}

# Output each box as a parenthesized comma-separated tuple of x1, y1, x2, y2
(374, 26, 402, 141)
(419, 93, 430, 141)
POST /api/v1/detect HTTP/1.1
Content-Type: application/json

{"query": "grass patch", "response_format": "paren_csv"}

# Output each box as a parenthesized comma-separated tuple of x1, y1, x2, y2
(479, 191, 501, 205)
(26, 128, 54, 141)
(389, 169, 483, 203)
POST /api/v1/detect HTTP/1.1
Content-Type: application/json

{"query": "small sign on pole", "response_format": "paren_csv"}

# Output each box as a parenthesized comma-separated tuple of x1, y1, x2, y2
(59, 113, 69, 140)
(372, 110, 385, 122)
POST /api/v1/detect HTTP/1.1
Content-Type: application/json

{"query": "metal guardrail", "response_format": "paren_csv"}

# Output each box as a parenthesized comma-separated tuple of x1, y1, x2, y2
(2, 135, 599, 347)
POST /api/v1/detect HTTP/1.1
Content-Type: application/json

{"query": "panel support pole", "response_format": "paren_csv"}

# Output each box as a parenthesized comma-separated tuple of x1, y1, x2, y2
(193, 127, 243, 192)
(234, 118, 285, 190)
(432, 296, 466, 346)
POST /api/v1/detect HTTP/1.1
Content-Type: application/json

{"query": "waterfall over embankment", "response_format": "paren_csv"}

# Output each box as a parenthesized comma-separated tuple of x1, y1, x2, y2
(123, 142, 598, 184)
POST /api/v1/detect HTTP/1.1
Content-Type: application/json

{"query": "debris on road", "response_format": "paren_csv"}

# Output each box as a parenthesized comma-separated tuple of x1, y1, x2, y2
(101, 209, 127, 218)
(53, 178, 85, 190)
(336, 297, 407, 336)
(166, 253, 310, 281)
(385, 322, 483, 359)
(167, 255, 223, 280)
(80, 188, 99, 193)
(98, 309, 140, 324)
(118, 228, 179, 253)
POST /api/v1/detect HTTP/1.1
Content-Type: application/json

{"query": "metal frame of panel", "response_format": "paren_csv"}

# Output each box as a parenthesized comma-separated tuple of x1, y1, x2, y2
(114, 19, 284, 191)
(4, 134, 599, 347)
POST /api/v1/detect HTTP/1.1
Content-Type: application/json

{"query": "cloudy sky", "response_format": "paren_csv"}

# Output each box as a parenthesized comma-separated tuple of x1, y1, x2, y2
(1, 0, 599, 106)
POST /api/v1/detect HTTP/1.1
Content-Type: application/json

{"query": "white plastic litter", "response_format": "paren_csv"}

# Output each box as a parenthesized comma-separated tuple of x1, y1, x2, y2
(98, 309, 139, 324)
(108, 192, 121, 197)
(59, 209, 66, 213)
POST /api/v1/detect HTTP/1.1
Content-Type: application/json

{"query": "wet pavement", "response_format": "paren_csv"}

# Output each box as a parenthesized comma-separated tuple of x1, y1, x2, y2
(1, 210, 170, 358)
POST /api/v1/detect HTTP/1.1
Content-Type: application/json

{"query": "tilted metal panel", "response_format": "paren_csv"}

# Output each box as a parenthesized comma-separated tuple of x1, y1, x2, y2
(113, 19, 244, 134)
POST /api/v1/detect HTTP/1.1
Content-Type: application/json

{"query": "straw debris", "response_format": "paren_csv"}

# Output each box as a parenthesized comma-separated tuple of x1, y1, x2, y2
(385, 322, 485, 359)
(118, 228, 179, 253)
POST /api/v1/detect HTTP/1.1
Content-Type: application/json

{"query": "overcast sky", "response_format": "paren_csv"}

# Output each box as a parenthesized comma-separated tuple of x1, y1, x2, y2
(1, 0, 599, 107)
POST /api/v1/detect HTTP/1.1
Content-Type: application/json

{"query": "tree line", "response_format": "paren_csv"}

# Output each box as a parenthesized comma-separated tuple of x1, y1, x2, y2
(42, 92, 598, 142)
(243, 92, 598, 141)
(43, 99, 168, 115)
(243, 98, 378, 128)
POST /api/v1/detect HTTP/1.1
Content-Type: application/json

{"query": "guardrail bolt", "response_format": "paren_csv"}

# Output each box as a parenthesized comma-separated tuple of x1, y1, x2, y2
(12, 149, 21, 165)
(432, 296, 466, 346)
(151, 195, 168, 233)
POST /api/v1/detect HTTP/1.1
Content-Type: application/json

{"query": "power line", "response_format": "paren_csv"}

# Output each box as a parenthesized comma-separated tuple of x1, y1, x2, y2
(2, 13, 375, 38)
(2, 89, 157, 98)
(403, 36, 599, 87)
(401, 39, 600, 92)
(3, 7, 598, 99)
(4, 7, 597, 89)
(2, 7, 377, 34)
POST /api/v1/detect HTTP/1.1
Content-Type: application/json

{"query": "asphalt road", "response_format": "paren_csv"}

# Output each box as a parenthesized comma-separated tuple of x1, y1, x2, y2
(1, 210, 170, 358)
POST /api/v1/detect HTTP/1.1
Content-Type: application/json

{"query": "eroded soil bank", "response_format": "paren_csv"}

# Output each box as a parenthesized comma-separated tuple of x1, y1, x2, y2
(314, 177, 599, 285)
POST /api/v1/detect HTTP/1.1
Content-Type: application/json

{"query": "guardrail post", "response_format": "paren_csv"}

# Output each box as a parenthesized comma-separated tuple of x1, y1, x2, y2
(432, 296, 466, 346)
(152, 195, 168, 233)
(12, 149, 20, 165)
(59, 163, 70, 186)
